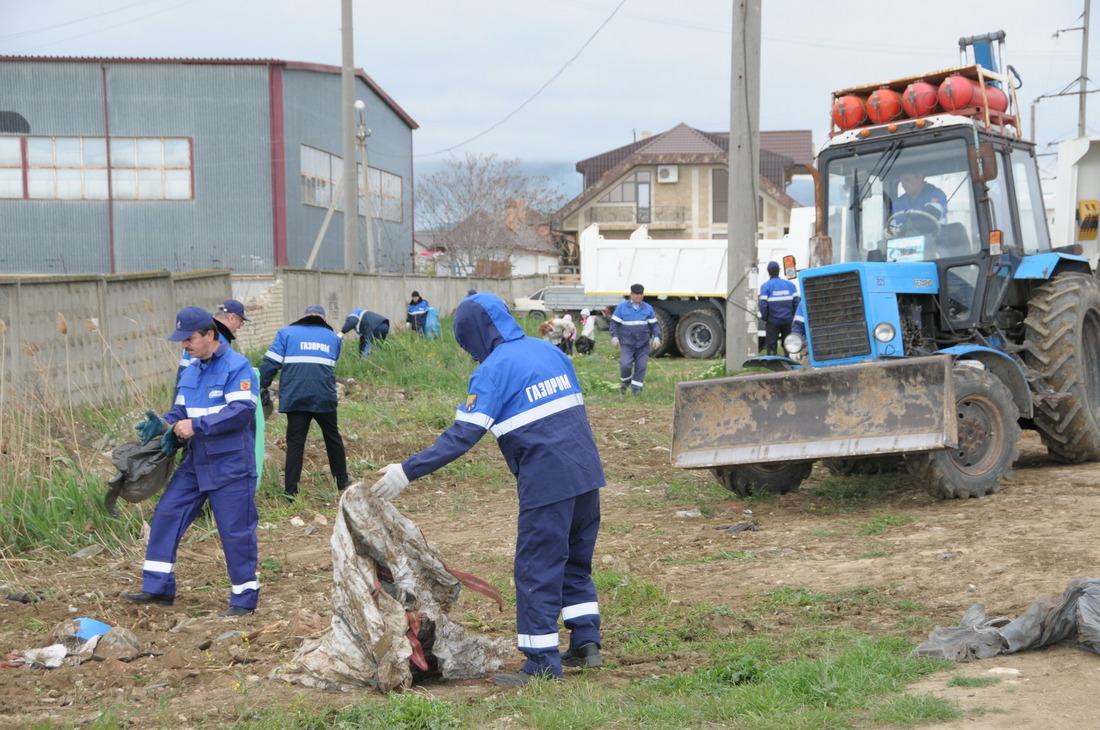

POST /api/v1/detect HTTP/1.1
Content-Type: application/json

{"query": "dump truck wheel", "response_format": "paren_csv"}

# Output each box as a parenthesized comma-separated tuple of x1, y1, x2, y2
(676, 308, 725, 359)
(712, 462, 812, 497)
(1023, 273, 1100, 462)
(823, 455, 903, 476)
(906, 366, 1019, 499)
(651, 307, 676, 357)
(527, 310, 545, 321)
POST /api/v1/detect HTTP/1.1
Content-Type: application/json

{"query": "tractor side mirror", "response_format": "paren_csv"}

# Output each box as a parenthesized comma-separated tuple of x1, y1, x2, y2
(968, 141, 998, 183)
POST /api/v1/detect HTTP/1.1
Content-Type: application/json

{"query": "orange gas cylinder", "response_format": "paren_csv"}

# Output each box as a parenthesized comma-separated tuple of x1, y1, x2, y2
(831, 94, 867, 129)
(901, 81, 939, 117)
(866, 88, 903, 123)
(937, 75, 1008, 112)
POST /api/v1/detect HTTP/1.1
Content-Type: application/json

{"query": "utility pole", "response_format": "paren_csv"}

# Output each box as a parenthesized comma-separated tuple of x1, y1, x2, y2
(726, 0, 762, 370)
(1081, 0, 1092, 137)
(355, 100, 376, 273)
(341, 0, 358, 271)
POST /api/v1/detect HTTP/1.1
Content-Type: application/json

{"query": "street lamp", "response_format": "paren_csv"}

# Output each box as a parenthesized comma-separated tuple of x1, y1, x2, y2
(354, 99, 376, 273)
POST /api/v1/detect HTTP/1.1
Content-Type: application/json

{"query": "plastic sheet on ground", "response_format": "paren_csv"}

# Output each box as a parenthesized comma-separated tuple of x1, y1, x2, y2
(915, 576, 1100, 662)
(271, 484, 513, 692)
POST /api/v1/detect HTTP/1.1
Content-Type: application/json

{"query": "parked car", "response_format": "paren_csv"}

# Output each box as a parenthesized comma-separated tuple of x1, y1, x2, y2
(513, 285, 621, 325)
(511, 286, 554, 321)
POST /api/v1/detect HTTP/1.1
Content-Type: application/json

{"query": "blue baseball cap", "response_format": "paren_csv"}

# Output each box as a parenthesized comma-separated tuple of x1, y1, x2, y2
(767, 261, 780, 273)
(168, 306, 215, 341)
(219, 299, 249, 321)
(304, 304, 326, 318)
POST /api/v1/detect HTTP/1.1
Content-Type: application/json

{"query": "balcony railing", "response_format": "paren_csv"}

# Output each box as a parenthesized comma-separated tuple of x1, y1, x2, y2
(585, 205, 686, 226)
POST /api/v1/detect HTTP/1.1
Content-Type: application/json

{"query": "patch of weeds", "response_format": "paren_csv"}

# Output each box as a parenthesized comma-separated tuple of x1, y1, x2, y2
(947, 674, 999, 688)
(897, 614, 932, 631)
(333, 692, 461, 730)
(805, 473, 904, 512)
(261, 557, 284, 574)
(9, 616, 50, 634)
(865, 692, 962, 725)
(858, 513, 915, 536)
(856, 548, 889, 559)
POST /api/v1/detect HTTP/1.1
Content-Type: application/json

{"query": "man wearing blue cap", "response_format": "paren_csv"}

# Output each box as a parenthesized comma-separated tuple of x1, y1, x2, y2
(261, 304, 349, 500)
(758, 262, 800, 356)
(126, 306, 260, 617)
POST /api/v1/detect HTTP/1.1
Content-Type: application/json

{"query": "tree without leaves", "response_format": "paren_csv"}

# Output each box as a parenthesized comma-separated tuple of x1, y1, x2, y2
(415, 153, 567, 275)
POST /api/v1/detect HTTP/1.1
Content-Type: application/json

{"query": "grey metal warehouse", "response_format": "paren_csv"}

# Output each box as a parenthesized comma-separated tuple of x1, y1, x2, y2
(0, 56, 417, 275)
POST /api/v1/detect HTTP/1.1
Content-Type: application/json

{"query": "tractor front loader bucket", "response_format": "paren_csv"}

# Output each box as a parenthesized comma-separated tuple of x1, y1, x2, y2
(671, 356, 958, 469)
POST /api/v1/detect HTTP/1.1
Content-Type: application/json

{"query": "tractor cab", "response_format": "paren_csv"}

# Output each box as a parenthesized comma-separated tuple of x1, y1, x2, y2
(818, 117, 1052, 333)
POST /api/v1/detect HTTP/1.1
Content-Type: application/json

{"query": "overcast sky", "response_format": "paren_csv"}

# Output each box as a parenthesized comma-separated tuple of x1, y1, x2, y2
(3, 0, 1096, 184)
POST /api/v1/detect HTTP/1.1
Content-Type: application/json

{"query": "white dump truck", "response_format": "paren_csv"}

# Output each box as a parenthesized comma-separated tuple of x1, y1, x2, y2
(578, 209, 811, 358)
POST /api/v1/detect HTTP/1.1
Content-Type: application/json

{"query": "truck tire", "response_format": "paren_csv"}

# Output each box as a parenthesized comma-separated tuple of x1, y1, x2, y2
(906, 366, 1019, 499)
(651, 307, 676, 357)
(1023, 273, 1100, 462)
(676, 308, 725, 359)
(823, 455, 902, 476)
(712, 462, 812, 497)
(527, 310, 546, 322)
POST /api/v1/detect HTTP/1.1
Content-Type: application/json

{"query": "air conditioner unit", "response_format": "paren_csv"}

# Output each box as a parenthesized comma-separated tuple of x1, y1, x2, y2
(657, 164, 679, 183)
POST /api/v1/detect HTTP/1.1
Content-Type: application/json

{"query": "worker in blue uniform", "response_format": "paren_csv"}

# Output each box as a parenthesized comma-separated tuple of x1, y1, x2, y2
(125, 306, 259, 617)
(339, 308, 390, 356)
(758, 262, 800, 356)
(261, 304, 349, 501)
(370, 292, 606, 686)
(406, 291, 430, 335)
(609, 283, 660, 395)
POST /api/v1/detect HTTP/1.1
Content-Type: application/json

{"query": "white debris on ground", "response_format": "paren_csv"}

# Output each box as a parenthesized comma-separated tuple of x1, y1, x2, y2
(272, 483, 513, 692)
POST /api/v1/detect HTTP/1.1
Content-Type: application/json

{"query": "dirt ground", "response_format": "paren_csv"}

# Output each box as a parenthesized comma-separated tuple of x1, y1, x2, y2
(2, 398, 1100, 728)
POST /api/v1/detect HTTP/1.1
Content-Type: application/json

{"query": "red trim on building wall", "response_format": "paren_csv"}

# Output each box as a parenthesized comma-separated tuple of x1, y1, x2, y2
(269, 63, 288, 267)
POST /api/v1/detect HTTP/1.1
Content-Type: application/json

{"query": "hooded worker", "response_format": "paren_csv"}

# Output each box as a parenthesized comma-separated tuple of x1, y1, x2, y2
(370, 292, 606, 685)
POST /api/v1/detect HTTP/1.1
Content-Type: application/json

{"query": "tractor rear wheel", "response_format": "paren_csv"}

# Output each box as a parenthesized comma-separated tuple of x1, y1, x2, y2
(1023, 273, 1100, 462)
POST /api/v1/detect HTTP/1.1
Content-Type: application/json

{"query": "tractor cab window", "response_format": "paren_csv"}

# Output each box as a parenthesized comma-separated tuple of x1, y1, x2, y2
(824, 138, 980, 264)
(1010, 148, 1052, 255)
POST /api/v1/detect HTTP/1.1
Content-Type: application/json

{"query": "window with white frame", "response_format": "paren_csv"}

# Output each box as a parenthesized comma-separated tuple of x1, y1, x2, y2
(0, 136, 192, 200)
(302, 144, 403, 222)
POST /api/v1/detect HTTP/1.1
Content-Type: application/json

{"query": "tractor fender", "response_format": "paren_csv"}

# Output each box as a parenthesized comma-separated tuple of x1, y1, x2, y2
(741, 355, 802, 372)
(937, 345, 1032, 419)
(1014, 252, 1092, 279)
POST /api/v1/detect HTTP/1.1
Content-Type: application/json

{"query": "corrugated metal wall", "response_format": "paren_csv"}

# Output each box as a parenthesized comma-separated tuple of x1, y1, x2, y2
(0, 59, 416, 276)
(280, 70, 414, 274)
(0, 270, 231, 408)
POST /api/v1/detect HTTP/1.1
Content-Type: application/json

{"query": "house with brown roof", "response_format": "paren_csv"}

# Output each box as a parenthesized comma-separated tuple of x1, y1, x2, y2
(554, 124, 813, 246)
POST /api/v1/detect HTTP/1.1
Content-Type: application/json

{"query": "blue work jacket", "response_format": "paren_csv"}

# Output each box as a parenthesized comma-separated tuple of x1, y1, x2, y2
(260, 316, 341, 413)
(609, 300, 659, 347)
(165, 341, 257, 491)
(403, 293, 605, 510)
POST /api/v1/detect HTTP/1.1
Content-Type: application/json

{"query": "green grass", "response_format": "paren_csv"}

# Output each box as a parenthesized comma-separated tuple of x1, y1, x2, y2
(947, 674, 999, 688)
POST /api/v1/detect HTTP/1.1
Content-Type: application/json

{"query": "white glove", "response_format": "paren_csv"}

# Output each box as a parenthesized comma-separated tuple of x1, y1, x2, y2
(651, 337, 661, 350)
(612, 337, 620, 350)
(371, 463, 409, 500)
(337, 332, 345, 339)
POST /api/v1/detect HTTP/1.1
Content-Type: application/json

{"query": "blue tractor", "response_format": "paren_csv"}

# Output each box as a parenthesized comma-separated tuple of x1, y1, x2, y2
(672, 33, 1100, 498)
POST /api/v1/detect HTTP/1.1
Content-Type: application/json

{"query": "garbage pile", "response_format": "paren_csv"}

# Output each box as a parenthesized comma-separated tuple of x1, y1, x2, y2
(272, 484, 513, 692)
(915, 576, 1100, 662)
(3, 618, 143, 669)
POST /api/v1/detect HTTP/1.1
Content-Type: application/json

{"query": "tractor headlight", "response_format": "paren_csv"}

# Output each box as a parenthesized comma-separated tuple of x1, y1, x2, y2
(784, 333, 804, 354)
(873, 322, 896, 343)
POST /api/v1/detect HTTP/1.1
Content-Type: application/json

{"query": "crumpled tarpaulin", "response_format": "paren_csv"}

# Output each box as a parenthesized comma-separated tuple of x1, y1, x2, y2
(272, 485, 513, 692)
(914, 576, 1100, 662)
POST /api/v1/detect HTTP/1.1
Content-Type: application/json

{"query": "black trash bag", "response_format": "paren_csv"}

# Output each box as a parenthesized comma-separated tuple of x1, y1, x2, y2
(575, 335, 594, 355)
(103, 439, 178, 518)
(915, 577, 1100, 662)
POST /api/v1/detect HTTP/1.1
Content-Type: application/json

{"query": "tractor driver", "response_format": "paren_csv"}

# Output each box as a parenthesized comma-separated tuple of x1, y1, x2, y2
(889, 169, 948, 236)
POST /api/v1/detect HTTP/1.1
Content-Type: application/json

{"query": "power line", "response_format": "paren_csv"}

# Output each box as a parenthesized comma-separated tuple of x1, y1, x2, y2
(416, 0, 628, 158)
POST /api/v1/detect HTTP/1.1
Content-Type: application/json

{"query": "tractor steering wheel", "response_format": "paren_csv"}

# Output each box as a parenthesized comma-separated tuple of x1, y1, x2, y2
(885, 209, 942, 239)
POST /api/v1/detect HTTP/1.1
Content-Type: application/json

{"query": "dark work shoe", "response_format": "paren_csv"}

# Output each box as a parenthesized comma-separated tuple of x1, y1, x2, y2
(490, 669, 560, 687)
(562, 642, 603, 668)
(283, 489, 297, 502)
(619, 384, 628, 395)
(220, 605, 255, 617)
(337, 478, 353, 493)
(123, 591, 174, 607)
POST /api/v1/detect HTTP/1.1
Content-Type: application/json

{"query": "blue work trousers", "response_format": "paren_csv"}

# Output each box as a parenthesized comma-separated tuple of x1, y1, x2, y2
(142, 468, 259, 609)
(619, 341, 650, 393)
(514, 489, 602, 677)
